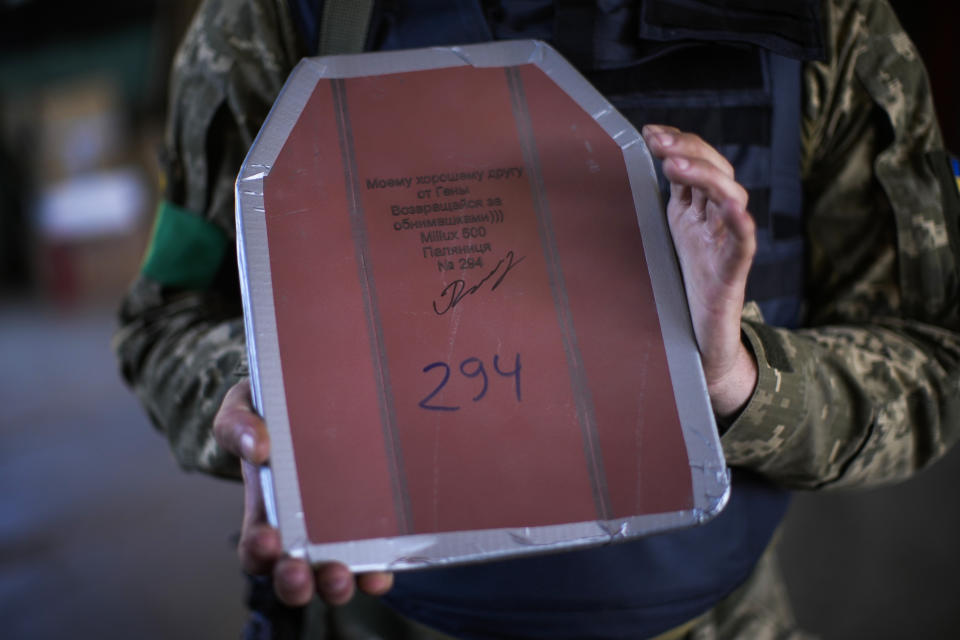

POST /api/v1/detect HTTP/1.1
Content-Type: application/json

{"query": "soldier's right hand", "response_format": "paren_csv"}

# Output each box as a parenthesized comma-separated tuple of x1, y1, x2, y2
(213, 379, 395, 606)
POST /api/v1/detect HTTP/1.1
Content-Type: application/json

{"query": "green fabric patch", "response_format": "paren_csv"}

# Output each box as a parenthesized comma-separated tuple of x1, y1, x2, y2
(141, 200, 229, 289)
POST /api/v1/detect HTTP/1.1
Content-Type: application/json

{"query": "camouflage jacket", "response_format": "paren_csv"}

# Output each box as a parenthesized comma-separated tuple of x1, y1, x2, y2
(115, 0, 960, 488)
(114, 0, 960, 488)
(113, 0, 960, 637)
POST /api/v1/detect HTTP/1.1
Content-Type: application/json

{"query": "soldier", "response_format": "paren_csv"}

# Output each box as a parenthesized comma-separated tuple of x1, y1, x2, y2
(116, 0, 960, 637)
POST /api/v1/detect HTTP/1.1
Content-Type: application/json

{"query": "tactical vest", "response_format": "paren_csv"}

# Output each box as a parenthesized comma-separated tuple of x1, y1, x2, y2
(289, 1, 822, 638)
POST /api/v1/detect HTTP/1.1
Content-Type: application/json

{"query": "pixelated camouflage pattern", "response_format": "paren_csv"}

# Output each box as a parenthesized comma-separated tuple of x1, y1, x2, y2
(112, 0, 960, 636)
(689, 541, 817, 640)
(723, 0, 960, 493)
(114, 0, 303, 478)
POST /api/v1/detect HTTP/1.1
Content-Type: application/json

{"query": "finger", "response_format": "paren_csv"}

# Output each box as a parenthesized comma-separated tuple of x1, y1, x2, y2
(697, 200, 757, 284)
(315, 562, 356, 606)
(692, 187, 707, 218)
(642, 125, 735, 178)
(238, 521, 283, 575)
(274, 557, 315, 607)
(662, 156, 748, 214)
(714, 200, 758, 264)
(643, 125, 735, 179)
(238, 454, 285, 582)
(720, 199, 757, 246)
(357, 571, 395, 596)
(213, 379, 270, 464)
(240, 458, 268, 525)
(669, 179, 692, 210)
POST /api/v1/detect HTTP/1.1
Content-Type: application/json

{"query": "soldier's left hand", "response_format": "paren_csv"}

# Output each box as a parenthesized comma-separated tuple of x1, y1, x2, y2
(642, 125, 758, 418)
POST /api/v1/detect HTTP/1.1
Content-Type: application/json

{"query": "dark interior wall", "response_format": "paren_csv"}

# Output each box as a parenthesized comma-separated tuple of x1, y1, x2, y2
(889, 1, 959, 150)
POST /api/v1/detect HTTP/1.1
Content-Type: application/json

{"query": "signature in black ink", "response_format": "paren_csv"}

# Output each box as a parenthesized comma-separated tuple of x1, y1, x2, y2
(432, 250, 526, 315)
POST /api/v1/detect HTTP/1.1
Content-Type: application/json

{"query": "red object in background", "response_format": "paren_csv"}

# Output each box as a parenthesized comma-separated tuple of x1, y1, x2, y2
(45, 243, 79, 305)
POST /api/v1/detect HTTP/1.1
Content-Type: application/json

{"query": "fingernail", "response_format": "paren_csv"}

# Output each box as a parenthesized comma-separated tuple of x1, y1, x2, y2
(240, 432, 256, 459)
(657, 133, 675, 147)
(674, 157, 690, 170)
(280, 562, 309, 587)
(322, 574, 351, 596)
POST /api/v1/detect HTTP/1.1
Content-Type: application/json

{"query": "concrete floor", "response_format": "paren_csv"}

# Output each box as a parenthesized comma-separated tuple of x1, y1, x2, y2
(1, 300, 958, 639)
(0, 302, 244, 640)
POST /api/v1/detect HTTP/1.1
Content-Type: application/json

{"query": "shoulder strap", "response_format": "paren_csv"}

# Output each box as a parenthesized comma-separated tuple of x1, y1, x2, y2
(286, 0, 374, 55)
(319, 0, 375, 55)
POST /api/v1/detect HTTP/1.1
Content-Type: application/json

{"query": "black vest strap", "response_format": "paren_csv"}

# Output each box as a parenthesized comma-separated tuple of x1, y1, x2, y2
(639, 0, 826, 61)
(755, 53, 805, 326)
(769, 54, 803, 240)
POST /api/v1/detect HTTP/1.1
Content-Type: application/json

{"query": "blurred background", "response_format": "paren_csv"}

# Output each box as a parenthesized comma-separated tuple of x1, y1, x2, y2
(0, 2, 246, 639)
(0, 1, 957, 639)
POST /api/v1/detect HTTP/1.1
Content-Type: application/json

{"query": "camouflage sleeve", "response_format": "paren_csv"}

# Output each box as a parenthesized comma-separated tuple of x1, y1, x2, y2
(113, 0, 303, 478)
(721, 0, 960, 489)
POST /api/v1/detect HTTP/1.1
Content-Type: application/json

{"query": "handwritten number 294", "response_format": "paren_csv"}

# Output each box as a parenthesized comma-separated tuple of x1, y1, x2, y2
(419, 354, 522, 411)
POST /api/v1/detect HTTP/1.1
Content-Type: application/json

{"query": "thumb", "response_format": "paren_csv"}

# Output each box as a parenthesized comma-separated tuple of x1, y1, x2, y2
(213, 379, 270, 464)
